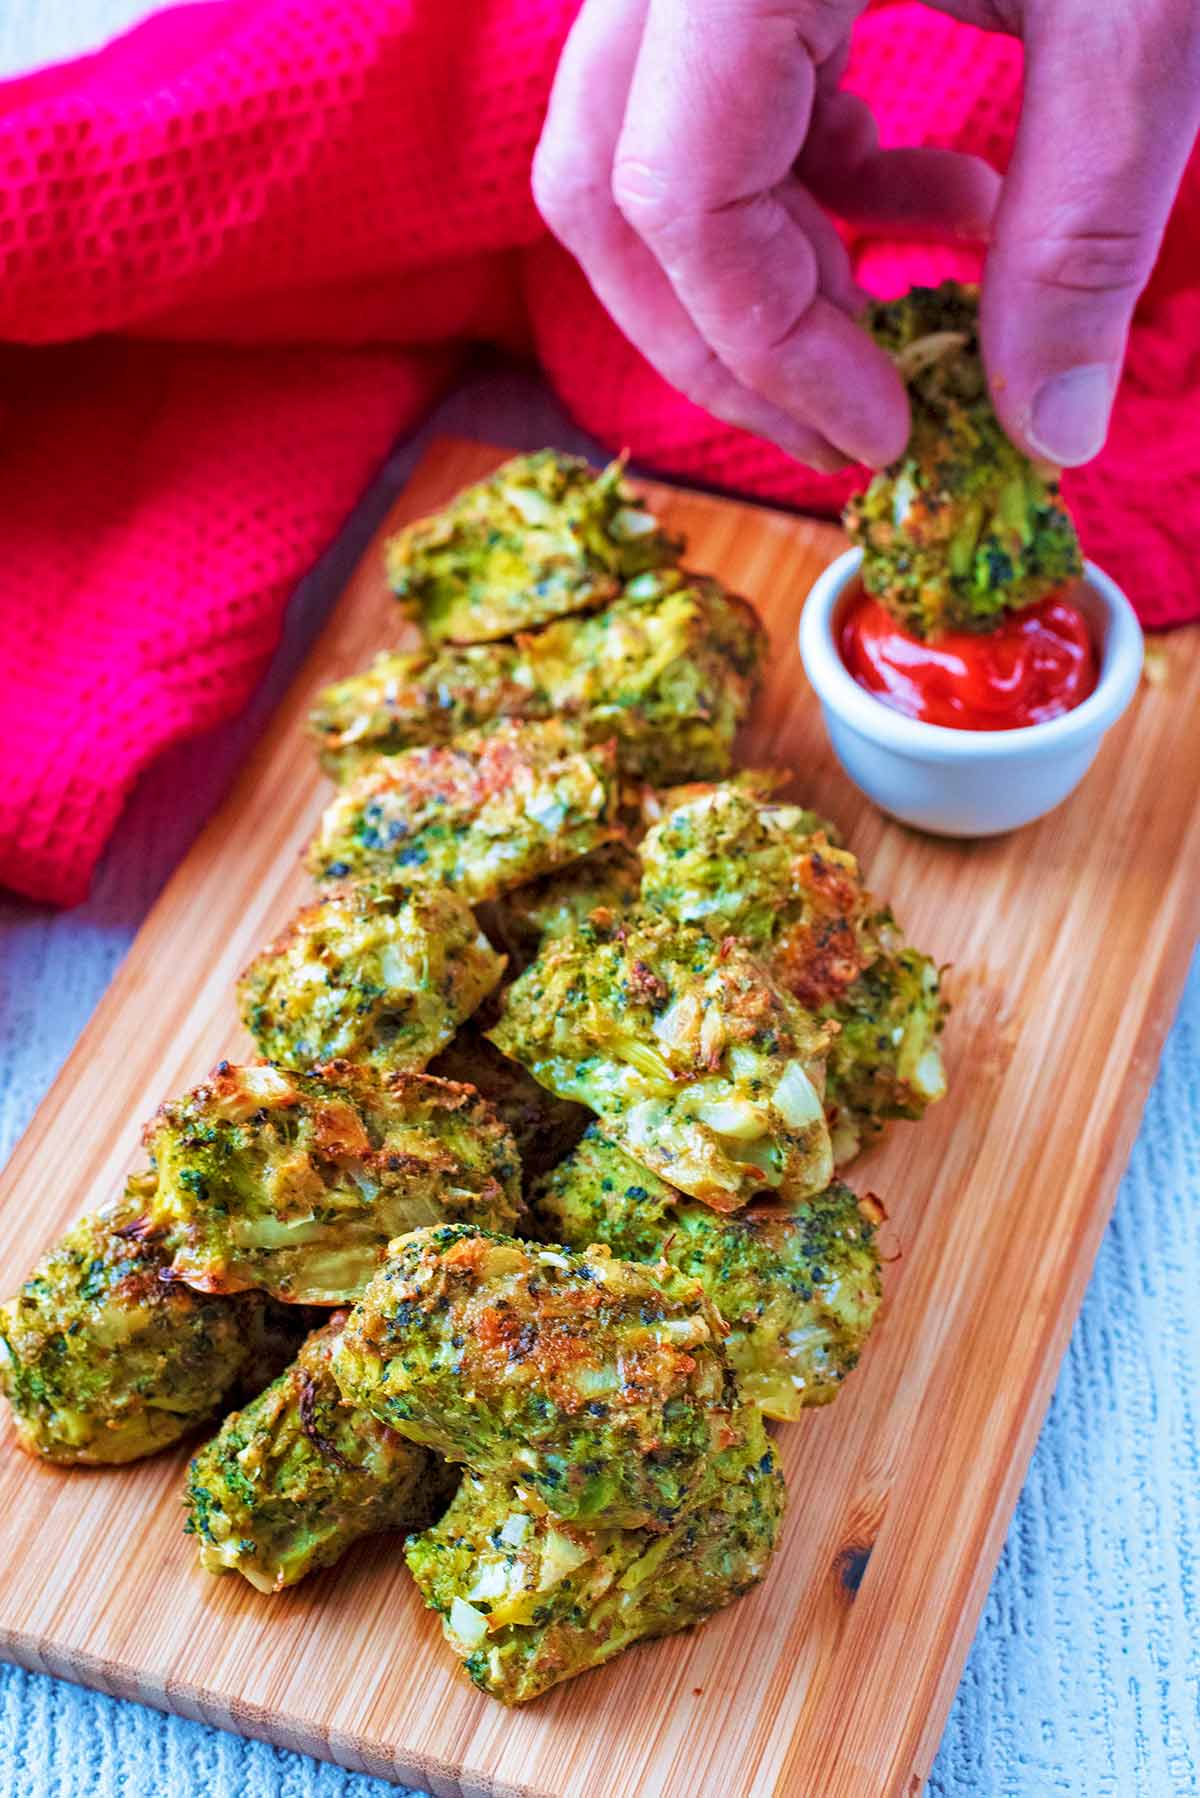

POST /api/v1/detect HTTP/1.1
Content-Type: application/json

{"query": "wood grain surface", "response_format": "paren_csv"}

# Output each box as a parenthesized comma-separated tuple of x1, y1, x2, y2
(1, 437, 1197, 1798)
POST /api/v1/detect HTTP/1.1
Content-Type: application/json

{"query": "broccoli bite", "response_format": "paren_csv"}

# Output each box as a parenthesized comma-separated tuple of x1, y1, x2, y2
(530, 1129, 882, 1419)
(310, 641, 536, 783)
(428, 1025, 590, 1181)
(0, 1195, 264, 1464)
(822, 940, 948, 1163)
(844, 283, 1082, 638)
(405, 1414, 784, 1705)
(307, 718, 621, 903)
(186, 1314, 452, 1592)
(639, 779, 947, 1159)
(537, 570, 764, 786)
(385, 450, 681, 644)
(238, 882, 503, 1076)
(332, 1224, 746, 1530)
(489, 914, 834, 1211)
(140, 1062, 523, 1304)
(640, 779, 873, 1009)
(479, 842, 642, 974)
(311, 571, 766, 788)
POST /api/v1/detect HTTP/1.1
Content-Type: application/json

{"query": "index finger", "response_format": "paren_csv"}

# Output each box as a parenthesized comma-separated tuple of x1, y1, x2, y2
(533, 0, 851, 467)
(612, 0, 909, 466)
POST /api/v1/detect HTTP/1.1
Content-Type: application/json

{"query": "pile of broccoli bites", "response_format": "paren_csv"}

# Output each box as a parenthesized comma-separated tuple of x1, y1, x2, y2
(845, 282, 1082, 638)
(1, 445, 955, 1707)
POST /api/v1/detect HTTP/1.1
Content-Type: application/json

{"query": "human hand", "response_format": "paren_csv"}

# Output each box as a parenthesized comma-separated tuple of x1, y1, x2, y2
(532, 0, 1200, 471)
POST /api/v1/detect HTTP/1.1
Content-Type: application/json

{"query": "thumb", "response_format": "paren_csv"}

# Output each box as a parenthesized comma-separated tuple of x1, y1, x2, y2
(980, 3, 1200, 466)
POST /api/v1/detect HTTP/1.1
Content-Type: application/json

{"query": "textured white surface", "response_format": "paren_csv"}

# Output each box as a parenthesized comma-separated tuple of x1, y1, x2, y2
(1, 363, 1198, 1795)
(0, 0, 161, 77)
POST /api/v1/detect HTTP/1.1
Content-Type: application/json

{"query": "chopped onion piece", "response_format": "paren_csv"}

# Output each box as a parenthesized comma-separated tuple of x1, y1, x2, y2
(695, 1098, 766, 1140)
(504, 485, 555, 526)
(211, 1064, 298, 1120)
(655, 1316, 711, 1348)
(467, 1559, 512, 1603)
(772, 1061, 823, 1128)
(537, 1529, 593, 1591)
(912, 1044, 947, 1101)
(449, 1596, 489, 1647)
(610, 505, 659, 540)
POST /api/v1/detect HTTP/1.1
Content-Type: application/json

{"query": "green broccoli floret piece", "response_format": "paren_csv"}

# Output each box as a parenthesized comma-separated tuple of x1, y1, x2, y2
(844, 283, 1083, 638)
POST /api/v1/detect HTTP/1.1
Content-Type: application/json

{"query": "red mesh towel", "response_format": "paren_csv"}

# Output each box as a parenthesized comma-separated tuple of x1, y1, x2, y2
(0, 0, 1196, 904)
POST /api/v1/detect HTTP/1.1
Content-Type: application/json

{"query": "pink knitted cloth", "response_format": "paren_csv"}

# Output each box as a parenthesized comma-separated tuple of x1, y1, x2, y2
(1, 0, 1196, 904)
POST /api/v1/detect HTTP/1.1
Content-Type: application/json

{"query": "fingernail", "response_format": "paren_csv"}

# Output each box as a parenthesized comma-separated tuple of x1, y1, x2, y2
(1029, 364, 1115, 466)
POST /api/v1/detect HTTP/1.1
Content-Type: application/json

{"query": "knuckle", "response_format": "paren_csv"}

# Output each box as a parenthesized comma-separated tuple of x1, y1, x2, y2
(648, 332, 719, 409)
(531, 146, 608, 240)
(611, 156, 680, 237)
(675, 353, 729, 415)
(702, 245, 820, 370)
(653, 336, 741, 419)
(529, 145, 571, 226)
(788, 0, 857, 65)
(1034, 226, 1159, 299)
(672, 362, 757, 436)
(749, 280, 820, 356)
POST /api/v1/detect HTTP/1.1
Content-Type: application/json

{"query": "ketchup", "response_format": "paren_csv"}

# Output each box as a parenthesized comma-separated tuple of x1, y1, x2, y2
(839, 590, 1098, 731)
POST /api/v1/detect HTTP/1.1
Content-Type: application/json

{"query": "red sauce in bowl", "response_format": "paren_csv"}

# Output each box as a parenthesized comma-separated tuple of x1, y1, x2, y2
(839, 590, 1098, 731)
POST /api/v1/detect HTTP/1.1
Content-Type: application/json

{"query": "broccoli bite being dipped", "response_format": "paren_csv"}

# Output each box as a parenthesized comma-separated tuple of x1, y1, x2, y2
(0, 1195, 267, 1464)
(428, 1025, 590, 1181)
(639, 778, 947, 1161)
(186, 1313, 453, 1592)
(307, 718, 621, 902)
(239, 881, 503, 1076)
(332, 1224, 746, 1530)
(489, 914, 834, 1211)
(311, 570, 766, 788)
(140, 1062, 523, 1304)
(385, 449, 681, 644)
(844, 283, 1082, 639)
(405, 1413, 785, 1705)
(530, 1128, 882, 1419)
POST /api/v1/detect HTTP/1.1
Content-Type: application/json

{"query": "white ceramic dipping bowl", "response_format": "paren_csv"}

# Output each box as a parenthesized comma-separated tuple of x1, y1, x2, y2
(798, 550, 1144, 837)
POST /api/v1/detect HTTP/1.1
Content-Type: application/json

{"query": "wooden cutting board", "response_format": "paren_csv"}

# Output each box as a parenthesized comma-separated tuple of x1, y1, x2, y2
(2, 437, 1198, 1798)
